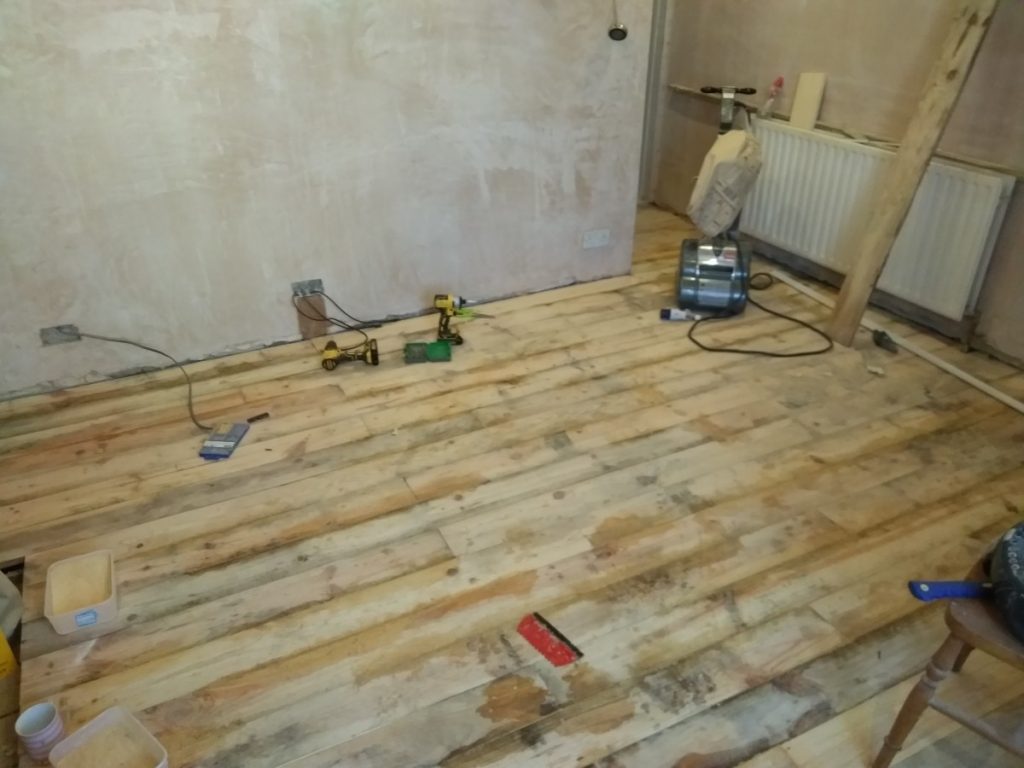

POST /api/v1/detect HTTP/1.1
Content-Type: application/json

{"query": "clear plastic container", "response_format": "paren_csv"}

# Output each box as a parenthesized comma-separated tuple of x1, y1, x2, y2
(49, 707, 167, 768)
(44, 551, 118, 635)
(0, 570, 22, 639)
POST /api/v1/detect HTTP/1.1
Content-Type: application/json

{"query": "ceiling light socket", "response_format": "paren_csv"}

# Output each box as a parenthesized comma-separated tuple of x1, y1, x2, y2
(608, 0, 627, 40)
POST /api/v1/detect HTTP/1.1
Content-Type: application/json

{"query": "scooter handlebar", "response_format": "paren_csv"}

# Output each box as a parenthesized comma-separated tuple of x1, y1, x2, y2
(701, 86, 757, 95)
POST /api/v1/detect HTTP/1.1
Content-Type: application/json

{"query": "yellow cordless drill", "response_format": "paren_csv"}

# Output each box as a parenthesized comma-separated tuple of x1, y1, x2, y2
(321, 338, 379, 370)
(433, 294, 465, 345)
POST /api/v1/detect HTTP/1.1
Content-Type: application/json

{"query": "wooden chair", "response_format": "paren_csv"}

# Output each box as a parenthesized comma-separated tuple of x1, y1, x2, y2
(873, 564, 1024, 767)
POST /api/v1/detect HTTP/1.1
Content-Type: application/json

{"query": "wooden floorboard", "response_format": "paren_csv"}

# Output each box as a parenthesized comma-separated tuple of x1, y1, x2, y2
(2, 206, 1023, 767)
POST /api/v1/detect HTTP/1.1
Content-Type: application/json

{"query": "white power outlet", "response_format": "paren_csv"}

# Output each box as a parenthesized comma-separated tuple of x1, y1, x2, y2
(582, 229, 611, 249)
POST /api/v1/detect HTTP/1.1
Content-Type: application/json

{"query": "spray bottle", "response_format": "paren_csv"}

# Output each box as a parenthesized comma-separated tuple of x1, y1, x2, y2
(758, 76, 785, 118)
(660, 308, 704, 322)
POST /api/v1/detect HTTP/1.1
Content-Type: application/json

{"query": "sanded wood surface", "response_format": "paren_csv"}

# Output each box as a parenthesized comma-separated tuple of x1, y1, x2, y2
(3, 208, 1023, 767)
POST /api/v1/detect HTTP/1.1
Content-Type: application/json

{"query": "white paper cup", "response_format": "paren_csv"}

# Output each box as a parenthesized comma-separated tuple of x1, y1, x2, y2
(15, 702, 64, 762)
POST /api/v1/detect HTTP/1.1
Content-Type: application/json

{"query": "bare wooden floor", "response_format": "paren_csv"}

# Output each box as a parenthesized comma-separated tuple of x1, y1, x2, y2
(3, 207, 1023, 768)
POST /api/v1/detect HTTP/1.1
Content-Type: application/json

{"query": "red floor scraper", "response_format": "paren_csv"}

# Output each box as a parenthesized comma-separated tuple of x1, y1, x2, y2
(517, 613, 583, 667)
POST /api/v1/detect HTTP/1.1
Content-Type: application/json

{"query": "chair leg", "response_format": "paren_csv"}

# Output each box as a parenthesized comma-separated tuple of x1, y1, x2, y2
(873, 634, 965, 768)
(951, 644, 973, 673)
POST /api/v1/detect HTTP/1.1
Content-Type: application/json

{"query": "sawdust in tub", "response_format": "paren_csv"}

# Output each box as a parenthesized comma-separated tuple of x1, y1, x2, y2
(50, 719, 158, 768)
(49, 553, 112, 613)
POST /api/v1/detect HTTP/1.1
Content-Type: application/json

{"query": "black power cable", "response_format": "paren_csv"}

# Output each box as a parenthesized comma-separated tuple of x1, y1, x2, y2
(69, 294, 392, 432)
(77, 332, 213, 431)
(291, 294, 371, 351)
(315, 290, 383, 329)
(686, 272, 833, 357)
(291, 290, 397, 351)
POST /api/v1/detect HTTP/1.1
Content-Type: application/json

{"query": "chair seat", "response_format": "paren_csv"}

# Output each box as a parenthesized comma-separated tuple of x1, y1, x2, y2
(947, 598, 1024, 671)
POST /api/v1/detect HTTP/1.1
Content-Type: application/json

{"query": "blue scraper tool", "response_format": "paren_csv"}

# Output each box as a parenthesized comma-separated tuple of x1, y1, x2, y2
(199, 422, 250, 460)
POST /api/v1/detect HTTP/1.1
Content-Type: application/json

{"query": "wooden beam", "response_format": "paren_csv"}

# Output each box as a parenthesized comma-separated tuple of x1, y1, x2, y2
(827, 0, 999, 346)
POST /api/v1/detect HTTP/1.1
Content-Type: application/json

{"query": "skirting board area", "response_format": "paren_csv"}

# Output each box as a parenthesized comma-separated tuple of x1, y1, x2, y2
(747, 236, 1023, 371)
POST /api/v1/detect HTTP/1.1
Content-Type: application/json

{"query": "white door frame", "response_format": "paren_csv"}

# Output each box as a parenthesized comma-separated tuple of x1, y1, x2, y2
(638, 0, 670, 202)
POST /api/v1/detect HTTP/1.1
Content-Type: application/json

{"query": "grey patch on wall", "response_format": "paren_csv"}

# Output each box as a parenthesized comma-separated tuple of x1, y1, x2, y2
(0, 335, 299, 402)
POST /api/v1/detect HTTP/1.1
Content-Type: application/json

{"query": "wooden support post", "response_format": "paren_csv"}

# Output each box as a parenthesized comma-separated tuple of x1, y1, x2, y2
(827, 0, 999, 346)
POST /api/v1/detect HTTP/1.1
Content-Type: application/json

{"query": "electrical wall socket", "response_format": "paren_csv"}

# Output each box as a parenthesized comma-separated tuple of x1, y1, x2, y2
(40, 324, 81, 345)
(291, 278, 324, 297)
(582, 229, 611, 249)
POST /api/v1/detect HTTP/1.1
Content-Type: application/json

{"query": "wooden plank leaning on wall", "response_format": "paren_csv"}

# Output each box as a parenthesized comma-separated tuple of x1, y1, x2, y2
(828, 0, 1000, 346)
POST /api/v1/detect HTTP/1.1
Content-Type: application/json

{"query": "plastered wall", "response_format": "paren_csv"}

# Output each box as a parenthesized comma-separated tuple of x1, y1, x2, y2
(0, 0, 652, 397)
(653, 0, 1024, 363)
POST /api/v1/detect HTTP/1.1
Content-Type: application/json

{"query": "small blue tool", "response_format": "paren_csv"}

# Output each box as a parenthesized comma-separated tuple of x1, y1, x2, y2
(199, 422, 250, 461)
(907, 580, 992, 602)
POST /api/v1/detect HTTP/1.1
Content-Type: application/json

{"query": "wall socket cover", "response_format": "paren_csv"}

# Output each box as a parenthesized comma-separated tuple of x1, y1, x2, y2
(291, 279, 324, 297)
(40, 324, 81, 345)
(583, 229, 611, 249)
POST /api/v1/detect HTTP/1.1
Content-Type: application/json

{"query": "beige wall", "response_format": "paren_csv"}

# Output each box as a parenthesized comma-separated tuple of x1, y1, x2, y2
(653, 0, 1024, 362)
(0, 0, 652, 397)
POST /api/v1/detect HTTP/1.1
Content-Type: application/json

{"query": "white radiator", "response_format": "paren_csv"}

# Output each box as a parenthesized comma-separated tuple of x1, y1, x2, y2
(742, 119, 1014, 321)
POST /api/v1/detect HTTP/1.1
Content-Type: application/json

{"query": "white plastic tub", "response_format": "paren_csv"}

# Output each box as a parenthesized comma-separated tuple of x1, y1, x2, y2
(49, 707, 167, 768)
(44, 551, 118, 635)
(14, 702, 64, 762)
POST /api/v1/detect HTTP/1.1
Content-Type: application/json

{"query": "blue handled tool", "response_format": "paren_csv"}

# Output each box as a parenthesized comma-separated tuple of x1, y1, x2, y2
(199, 422, 250, 461)
(907, 580, 992, 602)
(906, 523, 1024, 645)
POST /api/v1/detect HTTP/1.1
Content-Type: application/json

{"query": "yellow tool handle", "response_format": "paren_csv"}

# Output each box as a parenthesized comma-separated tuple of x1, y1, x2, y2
(0, 633, 16, 678)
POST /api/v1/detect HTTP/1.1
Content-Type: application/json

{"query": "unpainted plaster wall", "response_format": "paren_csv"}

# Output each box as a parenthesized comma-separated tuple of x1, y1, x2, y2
(653, 0, 1023, 362)
(0, 0, 652, 397)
